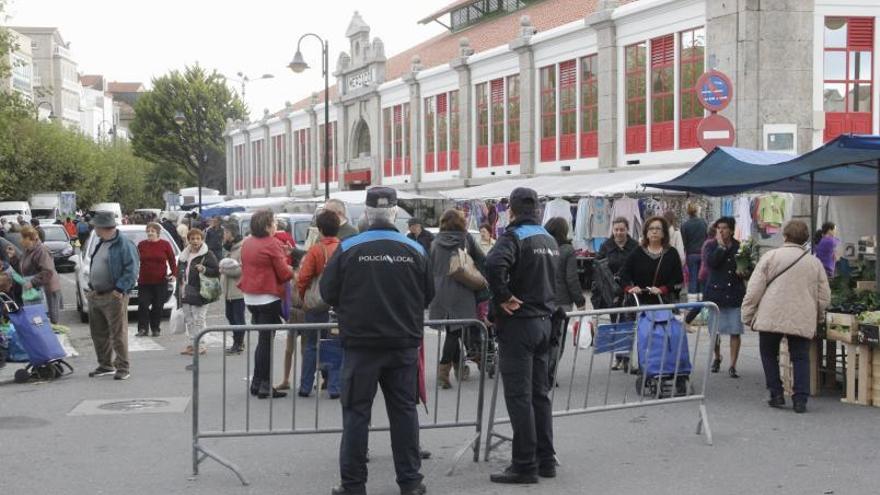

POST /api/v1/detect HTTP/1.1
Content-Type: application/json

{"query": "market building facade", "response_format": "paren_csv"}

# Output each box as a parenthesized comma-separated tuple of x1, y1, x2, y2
(224, 0, 880, 198)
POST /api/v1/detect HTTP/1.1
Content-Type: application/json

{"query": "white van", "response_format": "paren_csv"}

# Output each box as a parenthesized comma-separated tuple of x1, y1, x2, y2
(0, 201, 31, 224)
(89, 202, 123, 223)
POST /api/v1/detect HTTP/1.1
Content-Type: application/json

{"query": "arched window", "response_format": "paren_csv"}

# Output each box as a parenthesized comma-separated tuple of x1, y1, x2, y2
(354, 119, 371, 157)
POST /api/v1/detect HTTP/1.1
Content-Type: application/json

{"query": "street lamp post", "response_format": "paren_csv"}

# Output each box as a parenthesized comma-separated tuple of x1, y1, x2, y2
(289, 33, 330, 200)
(174, 108, 207, 212)
(35, 101, 55, 121)
(228, 72, 274, 99)
(98, 120, 115, 142)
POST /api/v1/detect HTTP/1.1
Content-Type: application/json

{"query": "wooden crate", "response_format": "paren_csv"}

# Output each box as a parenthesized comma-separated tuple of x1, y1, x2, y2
(827, 313, 860, 344)
(873, 349, 880, 407)
(780, 338, 820, 397)
(841, 343, 874, 406)
(856, 281, 877, 291)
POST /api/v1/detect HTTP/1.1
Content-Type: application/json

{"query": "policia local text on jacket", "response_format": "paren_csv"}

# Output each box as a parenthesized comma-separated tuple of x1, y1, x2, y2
(485, 187, 559, 484)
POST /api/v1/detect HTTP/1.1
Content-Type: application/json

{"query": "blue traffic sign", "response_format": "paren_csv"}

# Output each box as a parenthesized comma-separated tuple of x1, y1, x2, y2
(696, 70, 733, 112)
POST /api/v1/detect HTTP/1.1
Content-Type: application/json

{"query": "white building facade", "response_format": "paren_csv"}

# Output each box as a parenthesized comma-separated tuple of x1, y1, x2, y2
(3, 29, 35, 102)
(224, 0, 880, 198)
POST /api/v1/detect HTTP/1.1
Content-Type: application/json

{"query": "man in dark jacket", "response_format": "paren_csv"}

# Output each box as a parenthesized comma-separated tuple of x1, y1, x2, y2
(486, 187, 559, 484)
(161, 215, 184, 249)
(407, 218, 434, 253)
(320, 187, 433, 495)
(681, 203, 708, 294)
(204, 216, 224, 260)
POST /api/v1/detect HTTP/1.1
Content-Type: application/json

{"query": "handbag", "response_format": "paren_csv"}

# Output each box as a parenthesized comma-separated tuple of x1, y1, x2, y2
(303, 245, 331, 312)
(198, 271, 221, 303)
(448, 246, 488, 291)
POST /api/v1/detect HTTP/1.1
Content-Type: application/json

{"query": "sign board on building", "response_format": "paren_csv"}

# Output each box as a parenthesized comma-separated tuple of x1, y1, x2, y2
(697, 114, 736, 153)
(347, 69, 372, 90)
(696, 70, 733, 112)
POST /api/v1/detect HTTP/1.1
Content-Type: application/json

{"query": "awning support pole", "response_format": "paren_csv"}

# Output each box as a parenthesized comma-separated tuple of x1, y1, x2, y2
(876, 161, 879, 293)
(810, 172, 816, 253)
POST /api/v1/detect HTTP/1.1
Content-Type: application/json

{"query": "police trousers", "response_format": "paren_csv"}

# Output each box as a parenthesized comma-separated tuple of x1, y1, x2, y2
(339, 346, 422, 493)
(496, 316, 555, 473)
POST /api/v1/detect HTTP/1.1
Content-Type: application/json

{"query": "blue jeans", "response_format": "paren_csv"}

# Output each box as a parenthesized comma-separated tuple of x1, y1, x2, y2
(686, 254, 703, 294)
(299, 310, 340, 395)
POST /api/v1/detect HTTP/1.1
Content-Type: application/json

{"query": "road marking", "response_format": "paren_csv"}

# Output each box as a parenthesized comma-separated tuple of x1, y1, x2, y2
(127, 327, 165, 352)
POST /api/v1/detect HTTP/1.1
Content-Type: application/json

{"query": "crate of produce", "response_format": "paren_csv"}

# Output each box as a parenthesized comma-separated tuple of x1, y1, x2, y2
(856, 281, 876, 291)
(826, 313, 860, 344)
(860, 323, 879, 347)
(779, 338, 820, 397)
(841, 343, 873, 406)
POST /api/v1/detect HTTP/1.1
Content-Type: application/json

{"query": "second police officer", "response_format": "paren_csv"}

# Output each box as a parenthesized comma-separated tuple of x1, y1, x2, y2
(320, 187, 434, 495)
(486, 187, 559, 484)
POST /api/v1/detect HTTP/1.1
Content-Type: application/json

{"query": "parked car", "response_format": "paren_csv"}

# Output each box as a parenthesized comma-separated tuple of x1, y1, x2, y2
(75, 225, 180, 323)
(40, 224, 76, 272)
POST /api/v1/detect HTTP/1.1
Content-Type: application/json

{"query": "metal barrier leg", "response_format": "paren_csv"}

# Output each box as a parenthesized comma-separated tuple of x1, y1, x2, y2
(193, 443, 250, 486)
(697, 402, 713, 445)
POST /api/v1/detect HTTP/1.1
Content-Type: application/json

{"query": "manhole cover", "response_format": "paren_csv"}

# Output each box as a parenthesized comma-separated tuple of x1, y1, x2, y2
(98, 399, 171, 412)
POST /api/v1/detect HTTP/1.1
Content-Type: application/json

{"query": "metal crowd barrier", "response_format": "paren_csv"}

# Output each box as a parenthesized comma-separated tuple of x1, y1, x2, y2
(484, 301, 720, 461)
(191, 319, 489, 486)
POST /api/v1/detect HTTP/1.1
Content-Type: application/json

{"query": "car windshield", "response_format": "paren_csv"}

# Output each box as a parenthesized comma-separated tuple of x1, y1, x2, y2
(293, 222, 309, 244)
(43, 227, 68, 242)
(31, 209, 55, 218)
(0, 210, 23, 216)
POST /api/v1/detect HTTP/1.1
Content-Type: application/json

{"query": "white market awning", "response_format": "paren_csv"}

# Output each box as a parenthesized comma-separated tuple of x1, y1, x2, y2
(440, 168, 691, 200)
(206, 196, 293, 210)
(295, 189, 441, 204)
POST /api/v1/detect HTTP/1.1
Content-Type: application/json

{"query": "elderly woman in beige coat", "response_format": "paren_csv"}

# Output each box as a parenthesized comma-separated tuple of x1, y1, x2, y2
(741, 220, 830, 413)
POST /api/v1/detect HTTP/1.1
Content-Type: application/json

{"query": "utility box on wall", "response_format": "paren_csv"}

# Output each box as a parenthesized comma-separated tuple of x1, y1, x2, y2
(764, 124, 798, 155)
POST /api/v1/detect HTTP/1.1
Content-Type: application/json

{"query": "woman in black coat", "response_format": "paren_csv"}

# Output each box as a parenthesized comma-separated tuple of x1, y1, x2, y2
(620, 216, 684, 306)
(176, 228, 220, 356)
(545, 218, 585, 310)
(702, 217, 746, 378)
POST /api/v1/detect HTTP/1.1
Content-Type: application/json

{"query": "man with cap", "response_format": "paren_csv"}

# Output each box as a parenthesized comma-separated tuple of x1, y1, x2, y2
(321, 186, 434, 495)
(85, 211, 140, 381)
(406, 218, 434, 254)
(486, 187, 559, 484)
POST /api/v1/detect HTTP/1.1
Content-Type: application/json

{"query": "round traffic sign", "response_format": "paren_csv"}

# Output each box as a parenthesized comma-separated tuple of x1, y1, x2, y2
(697, 113, 736, 153)
(696, 70, 734, 112)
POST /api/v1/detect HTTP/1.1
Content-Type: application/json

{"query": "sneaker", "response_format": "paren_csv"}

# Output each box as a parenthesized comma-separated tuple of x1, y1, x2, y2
(225, 344, 243, 355)
(136, 329, 148, 337)
(88, 366, 116, 377)
(114, 370, 130, 381)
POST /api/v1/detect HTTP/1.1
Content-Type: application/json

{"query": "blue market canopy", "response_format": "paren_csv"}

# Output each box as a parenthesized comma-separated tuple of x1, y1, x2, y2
(645, 134, 880, 197)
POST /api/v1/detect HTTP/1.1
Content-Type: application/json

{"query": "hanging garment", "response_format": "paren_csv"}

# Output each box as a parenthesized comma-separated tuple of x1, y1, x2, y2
(542, 198, 573, 227)
(573, 198, 592, 249)
(609, 197, 642, 239)
(591, 197, 612, 238)
(734, 196, 753, 241)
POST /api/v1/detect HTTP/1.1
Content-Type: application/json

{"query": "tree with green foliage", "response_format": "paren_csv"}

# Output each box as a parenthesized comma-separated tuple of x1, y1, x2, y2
(130, 65, 247, 194)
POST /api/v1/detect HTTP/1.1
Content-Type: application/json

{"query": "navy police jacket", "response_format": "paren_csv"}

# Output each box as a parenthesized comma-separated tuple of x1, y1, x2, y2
(320, 221, 434, 349)
(486, 217, 559, 319)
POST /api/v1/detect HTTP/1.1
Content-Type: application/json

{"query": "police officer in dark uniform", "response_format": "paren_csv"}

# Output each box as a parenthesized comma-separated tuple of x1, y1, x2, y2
(486, 187, 559, 484)
(320, 187, 434, 495)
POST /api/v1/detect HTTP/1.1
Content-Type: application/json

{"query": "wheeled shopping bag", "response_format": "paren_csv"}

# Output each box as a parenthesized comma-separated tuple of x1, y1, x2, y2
(635, 309, 691, 398)
(0, 293, 73, 382)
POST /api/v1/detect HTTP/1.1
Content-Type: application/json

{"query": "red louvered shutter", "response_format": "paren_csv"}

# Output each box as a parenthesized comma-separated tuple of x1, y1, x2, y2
(848, 17, 874, 51)
(560, 60, 576, 87)
(437, 93, 447, 114)
(651, 35, 673, 67)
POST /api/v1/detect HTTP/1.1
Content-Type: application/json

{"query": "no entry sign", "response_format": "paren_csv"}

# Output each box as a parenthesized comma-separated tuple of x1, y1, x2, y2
(696, 70, 733, 112)
(697, 113, 735, 153)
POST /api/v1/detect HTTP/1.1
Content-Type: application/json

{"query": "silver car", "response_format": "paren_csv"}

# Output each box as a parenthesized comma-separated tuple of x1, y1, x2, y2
(75, 225, 180, 323)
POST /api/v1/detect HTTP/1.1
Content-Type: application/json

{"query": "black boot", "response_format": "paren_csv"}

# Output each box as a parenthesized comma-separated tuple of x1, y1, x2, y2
(793, 399, 807, 413)
(490, 466, 538, 484)
(400, 482, 427, 495)
(767, 395, 785, 409)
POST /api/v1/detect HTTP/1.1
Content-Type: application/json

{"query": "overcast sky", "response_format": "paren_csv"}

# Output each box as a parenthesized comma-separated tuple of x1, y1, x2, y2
(5, 0, 450, 119)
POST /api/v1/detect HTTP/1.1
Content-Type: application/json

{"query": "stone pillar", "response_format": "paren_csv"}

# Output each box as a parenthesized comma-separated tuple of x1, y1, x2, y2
(283, 105, 294, 197)
(706, 0, 815, 153)
(223, 119, 234, 195)
(587, 1, 619, 169)
(307, 94, 319, 196)
(242, 128, 252, 198)
(510, 16, 536, 175)
(451, 38, 474, 179)
(403, 56, 423, 188)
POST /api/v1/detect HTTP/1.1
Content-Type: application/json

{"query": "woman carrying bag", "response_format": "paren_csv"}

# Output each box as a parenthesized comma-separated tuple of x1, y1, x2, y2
(429, 209, 487, 389)
(18, 226, 62, 324)
(177, 228, 220, 357)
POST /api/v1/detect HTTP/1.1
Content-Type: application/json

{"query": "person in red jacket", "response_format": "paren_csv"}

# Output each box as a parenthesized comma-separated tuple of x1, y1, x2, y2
(295, 210, 341, 398)
(238, 210, 294, 399)
(137, 223, 178, 337)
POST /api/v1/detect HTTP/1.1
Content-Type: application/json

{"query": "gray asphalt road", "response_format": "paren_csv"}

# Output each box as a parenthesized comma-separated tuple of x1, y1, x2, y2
(1, 279, 879, 495)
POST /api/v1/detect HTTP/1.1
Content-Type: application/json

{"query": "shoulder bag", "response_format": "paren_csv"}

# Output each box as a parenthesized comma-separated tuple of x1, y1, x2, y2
(448, 240, 488, 291)
(303, 245, 331, 312)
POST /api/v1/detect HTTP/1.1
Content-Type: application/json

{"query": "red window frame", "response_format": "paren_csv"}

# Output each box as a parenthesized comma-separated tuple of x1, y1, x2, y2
(824, 17, 874, 141)
(383, 107, 393, 177)
(424, 96, 435, 173)
(679, 27, 705, 149)
(507, 75, 520, 165)
(476, 83, 489, 168)
(625, 42, 647, 154)
(251, 139, 264, 189)
(579, 55, 598, 158)
(558, 60, 577, 160)
(449, 91, 460, 170)
(393, 106, 404, 176)
(540, 65, 556, 162)
(272, 135, 285, 188)
(437, 93, 449, 172)
(650, 34, 674, 151)
(490, 79, 505, 166)
(294, 129, 310, 186)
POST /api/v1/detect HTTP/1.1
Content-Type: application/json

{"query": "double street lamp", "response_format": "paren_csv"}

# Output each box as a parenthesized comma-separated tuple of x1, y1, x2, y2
(289, 33, 331, 200)
(225, 72, 274, 99)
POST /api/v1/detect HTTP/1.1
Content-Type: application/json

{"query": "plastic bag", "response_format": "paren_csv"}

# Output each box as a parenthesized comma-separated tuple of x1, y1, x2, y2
(169, 307, 186, 336)
(2, 323, 31, 363)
